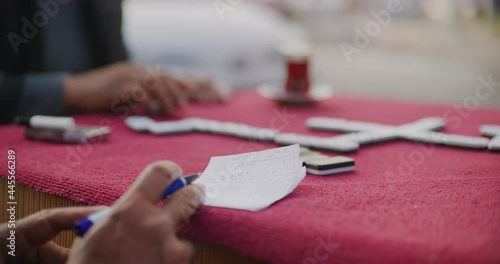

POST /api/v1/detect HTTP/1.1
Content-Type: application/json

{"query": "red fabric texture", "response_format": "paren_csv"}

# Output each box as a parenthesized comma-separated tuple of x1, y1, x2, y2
(1, 90, 499, 263)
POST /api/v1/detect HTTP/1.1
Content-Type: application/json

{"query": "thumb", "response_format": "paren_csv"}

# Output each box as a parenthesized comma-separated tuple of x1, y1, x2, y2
(18, 206, 106, 246)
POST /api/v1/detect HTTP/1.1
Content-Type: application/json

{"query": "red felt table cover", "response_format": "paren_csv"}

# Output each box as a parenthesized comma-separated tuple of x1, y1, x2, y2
(1, 90, 499, 263)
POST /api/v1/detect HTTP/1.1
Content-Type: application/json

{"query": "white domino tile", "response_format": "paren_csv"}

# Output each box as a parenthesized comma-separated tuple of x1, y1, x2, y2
(480, 125, 500, 137)
(397, 117, 445, 132)
(399, 131, 446, 145)
(488, 137, 500, 151)
(332, 130, 398, 145)
(256, 129, 279, 141)
(307, 117, 493, 151)
(441, 134, 490, 149)
(274, 133, 359, 152)
(149, 120, 193, 135)
(480, 125, 500, 151)
(307, 117, 386, 132)
(185, 118, 210, 132)
(125, 116, 156, 132)
(125, 116, 499, 153)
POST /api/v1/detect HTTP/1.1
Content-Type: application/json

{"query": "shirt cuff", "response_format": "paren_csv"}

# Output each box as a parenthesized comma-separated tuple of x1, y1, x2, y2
(16, 72, 69, 117)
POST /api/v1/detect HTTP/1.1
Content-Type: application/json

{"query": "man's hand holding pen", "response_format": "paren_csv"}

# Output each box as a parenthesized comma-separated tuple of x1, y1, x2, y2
(0, 161, 205, 264)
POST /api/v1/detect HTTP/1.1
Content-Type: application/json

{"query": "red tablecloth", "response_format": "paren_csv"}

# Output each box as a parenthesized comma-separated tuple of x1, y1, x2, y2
(1, 90, 499, 263)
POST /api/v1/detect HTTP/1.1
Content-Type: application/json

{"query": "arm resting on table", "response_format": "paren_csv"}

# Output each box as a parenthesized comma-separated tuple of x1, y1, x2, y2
(0, 72, 68, 124)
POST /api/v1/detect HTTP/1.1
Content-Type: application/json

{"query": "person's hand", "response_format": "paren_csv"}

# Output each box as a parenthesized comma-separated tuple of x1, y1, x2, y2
(0, 206, 104, 264)
(64, 62, 192, 114)
(67, 161, 205, 264)
(181, 75, 231, 103)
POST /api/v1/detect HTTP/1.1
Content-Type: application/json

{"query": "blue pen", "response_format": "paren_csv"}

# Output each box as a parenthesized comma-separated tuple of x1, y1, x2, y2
(74, 173, 201, 237)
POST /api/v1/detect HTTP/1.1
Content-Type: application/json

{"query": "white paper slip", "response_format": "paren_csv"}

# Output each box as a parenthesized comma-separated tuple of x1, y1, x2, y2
(195, 144, 306, 212)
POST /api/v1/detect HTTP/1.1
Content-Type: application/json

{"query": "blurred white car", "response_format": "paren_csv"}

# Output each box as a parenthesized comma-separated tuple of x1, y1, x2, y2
(123, 0, 307, 90)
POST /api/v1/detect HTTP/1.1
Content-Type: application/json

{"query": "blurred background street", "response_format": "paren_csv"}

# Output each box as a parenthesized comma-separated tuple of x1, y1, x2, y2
(123, 0, 500, 108)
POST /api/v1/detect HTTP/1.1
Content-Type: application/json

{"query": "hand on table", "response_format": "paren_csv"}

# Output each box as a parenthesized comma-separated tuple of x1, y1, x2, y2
(0, 206, 104, 264)
(64, 62, 229, 115)
(181, 75, 230, 103)
(67, 161, 205, 264)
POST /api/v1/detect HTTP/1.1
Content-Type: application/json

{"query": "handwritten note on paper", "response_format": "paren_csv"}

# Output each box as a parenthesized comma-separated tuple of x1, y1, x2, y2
(195, 144, 306, 212)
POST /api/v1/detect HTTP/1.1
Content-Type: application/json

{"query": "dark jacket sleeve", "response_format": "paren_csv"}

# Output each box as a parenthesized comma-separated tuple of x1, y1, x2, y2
(0, 72, 67, 124)
(0, 74, 24, 124)
(0, 0, 127, 125)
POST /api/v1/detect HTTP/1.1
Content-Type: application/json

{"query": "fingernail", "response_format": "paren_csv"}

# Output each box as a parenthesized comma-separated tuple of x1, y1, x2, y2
(173, 168, 183, 179)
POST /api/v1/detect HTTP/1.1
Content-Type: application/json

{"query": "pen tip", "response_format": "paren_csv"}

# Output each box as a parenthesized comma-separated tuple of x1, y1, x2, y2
(185, 173, 201, 184)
